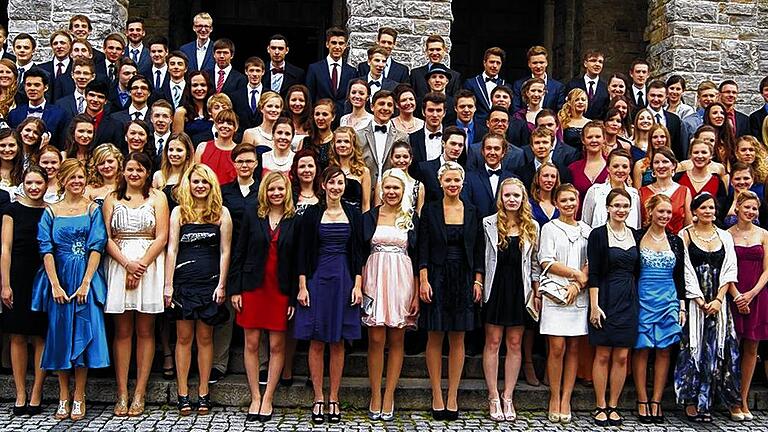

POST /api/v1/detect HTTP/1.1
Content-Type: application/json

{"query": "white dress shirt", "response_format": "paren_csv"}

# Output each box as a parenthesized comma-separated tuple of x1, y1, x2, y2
(151, 65, 168, 88)
(647, 106, 667, 127)
(128, 105, 149, 121)
(170, 79, 186, 108)
(372, 121, 389, 176)
(27, 100, 46, 118)
(53, 57, 71, 77)
(482, 72, 498, 99)
(326, 56, 342, 92)
(196, 39, 210, 70)
(583, 74, 599, 95)
(367, 72, 382, 101)
(423, 125, 443, 161)
(74, 89, 86, 114)
(128, 43, 144, 62)
(154, 131, 170, 155)
(214, 64, 233, 87)
(270, 61, 285, 93)
(485, 163, 501, 196)
(632, 85, 646, 106)
(246, 83, 263, 111)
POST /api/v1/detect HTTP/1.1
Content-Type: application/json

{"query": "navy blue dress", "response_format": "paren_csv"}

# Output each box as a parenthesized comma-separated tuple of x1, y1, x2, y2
(588, 245, 639, 347)
(173, 223, 221, 322)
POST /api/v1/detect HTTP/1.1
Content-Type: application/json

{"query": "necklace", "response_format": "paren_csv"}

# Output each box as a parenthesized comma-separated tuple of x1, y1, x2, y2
(607, 223, 628, 241)
(649, 230, 666, 242)
(271, 153, 292, 167)
(300, 191, 316, 199)
(734, 224, 754, 241)
(692, 227, 718, 243)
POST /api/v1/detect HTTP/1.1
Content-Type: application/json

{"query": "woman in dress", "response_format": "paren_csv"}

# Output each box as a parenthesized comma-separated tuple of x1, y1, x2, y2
(481, 178, 540, 422)
(31, 159, 110, 421)
(340, 79, 373, 130)
(299, 99, 335, 170)
(124, 120, 157, 161)
(419, 162, 482, 421)
(559, 88, 591, 148)
(290, 149, 321, 216)
(530, 162, 561, 227)
(719, 163, 768, 228)
(172, 71, 214, 144)
(582, 149, 641, 229)
(16, 117, 46, 167)
(513, 78, 546, 132)
(1, 166, 49, 416)
(229, 171, 297, 423)
(375, 141, 424, 215)
(153, 133, 195, 211)
(676, 139, 727, 203)
(538, 183, 591, 424)
(330, 126, 371, 212)
(703, 102, 736, 165)
(164, 163, 232, 415)
(665, 75, 695, 120)
(195, 109, 237, 185)
(675, 192, 742, 423)
(632, 194, 685, 424)
(639, 147, 692, 235)
(728, 191, 768, 421)
(632, 124, 670, 187)
(629, 109, 654, 156)
(85, 144, 123, 205)
(587, 188, 639, 427)
(103, 152, 169, 416)
(362, 168, 419, 421)
(568, 121, 608, 216)
(283, 84, 312, 149)
(733, 135, 768, 184)
(37, 145, 63, 203)
(242, 91, 283, 150)
(261, 117, 295, 175)
(295, 166, 363, 424)
(0, 128, 23, 193)
(62, 114, 95, 162)
(391, 85, 424, 134)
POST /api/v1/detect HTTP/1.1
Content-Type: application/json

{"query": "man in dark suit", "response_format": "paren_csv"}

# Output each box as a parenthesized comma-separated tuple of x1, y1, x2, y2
(410, 92, 447, 164)
(462, 133, 518, 217)
(512, 45, 566, 112)
(719, 79, 751, 138)
(532, 109, 581, 168)
(410, 35, 461, 98)
(0, 25, 16, 62)
(106, 74, 154, 153)
(108, 58, 139, 113)
(416, 64, 456, 125)
(360, 46, 398, 103)
(85, 80, 119, 146)
(463, 46, 507, 125)
(629, 58, 650, 112)
(646, 80, 684, 159)
(566, 49, 610, 120)
(142, 36, 171, 102)
(454, 90, 482, 149)
(358, 90, 408, 190)
(519, 126, 573, 188)
(230, 56, 266, 131)
(208, 38, 247, 102)
(165, 51, 189, 109)
(263, 34, 305, 97)
(466, 106, 525, 173)
(55, 58, 95, 118)
(68, 14, 106, 65)
(95, 33, 126, 84)
(123, 17, 151, 72)
(305, 26, 356, 116)
(356, 27, 409, 84)
(180, 12, 215, 72)
(749, 76, 768, 142)
(8, 68, 71, 150)
(413, 126, 466, 202)
(149, 99, 173, 170)
(489, 85, 530, 147)
(12, 33, 39, 104)
(38, 30, 73, 101)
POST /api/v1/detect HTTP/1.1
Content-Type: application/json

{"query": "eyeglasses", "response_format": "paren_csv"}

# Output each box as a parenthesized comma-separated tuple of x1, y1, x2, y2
(489, 118, 509, 124)
(194, 24, 212, 29)
(234, 159, 257, 166)
(130, 85, 149, 91)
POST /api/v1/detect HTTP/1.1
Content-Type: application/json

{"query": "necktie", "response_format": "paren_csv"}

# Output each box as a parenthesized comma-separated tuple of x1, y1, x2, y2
(655, 113, 662, 124)
(172, 85, 181, 107)
(131, 49, 139, 63)
(488, 168, 502, 177)
(374, 124, 387, 133)
(368, 80, 381, 87)
(216, 69, 225, 93)
(331, 63, 339, 93)
(28, 106, 43, 114)
(727, 110, 736, 133)
(588, 81, 595, 100)
(133, 111, 142, 120)
(250, 89, 258, 113)
(485, 76, 498, 83)
(77, 96, 85, 113)
(271, 67, 284, 74)
(156, 137, 164, 154)
(56, 62, 64, 79)
(155, 70, 162, 89)
(429, 131, 442, 139)
(17, 68, 24, 86)
(108, 63, 115, 81)
(636, 91, 645, 107)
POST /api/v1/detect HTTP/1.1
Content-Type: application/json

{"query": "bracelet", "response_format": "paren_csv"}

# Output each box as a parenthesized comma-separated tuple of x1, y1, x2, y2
(473, 281, 483, 287)
(713, 298, 723, 304)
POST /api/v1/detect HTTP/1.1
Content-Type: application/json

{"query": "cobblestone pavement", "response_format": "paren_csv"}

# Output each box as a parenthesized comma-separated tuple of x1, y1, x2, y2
(0, 404, 765, 431)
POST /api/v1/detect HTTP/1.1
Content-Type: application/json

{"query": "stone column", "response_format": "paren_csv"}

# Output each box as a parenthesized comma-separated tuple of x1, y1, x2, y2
(8, 0, 128, 62)
(646, 0, 768, 111)
(345, 0, 454, 70)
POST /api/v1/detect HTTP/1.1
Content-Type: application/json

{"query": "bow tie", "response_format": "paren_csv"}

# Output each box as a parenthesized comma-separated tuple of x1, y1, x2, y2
(27, 106, 44, 114)
(271, 67, 284, 74)
(428, 131, 442, 139)
(374, 125, 388, 133)
(487, 168, 502, 177)
(485, 76, 498, 83)
(368, 80, 381, 87)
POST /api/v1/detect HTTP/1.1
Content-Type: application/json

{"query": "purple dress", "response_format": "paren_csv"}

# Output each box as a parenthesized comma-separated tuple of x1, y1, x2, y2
(732, 245, 768, 341)
(294, 223, 361, 342)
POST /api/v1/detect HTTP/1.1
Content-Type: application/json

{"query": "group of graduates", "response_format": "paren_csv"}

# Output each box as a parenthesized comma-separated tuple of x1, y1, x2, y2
(0, 8, 767, 427)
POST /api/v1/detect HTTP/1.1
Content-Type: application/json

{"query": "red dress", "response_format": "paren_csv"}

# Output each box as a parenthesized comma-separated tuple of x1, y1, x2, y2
(236, 227, 289, 331)
(200, 140, 236, 185)
(639, 184, 689, 234)
(677, 172, 722, 198)
(568, 158, 608, 219)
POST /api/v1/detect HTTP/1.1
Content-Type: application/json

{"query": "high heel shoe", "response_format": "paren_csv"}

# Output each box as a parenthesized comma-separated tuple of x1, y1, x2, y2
(430, 408, 445, 421)
(593, 407, 608, 427)
(113, 394, 129, 417)
(12, 404, 26, 416)
(70, 399, 86, 421)
(54, 400, 70, 420)
(327, 401, 341, 423)
(128, 395, 145, 417)
(197, 394, 212, 415)
(26, 404, 42, 416)
(381, 404, 395, 422)
(311, 401, 325, 424)
(649, 400, 665, 423)
(502, 398, 516, 422)
(636, 400, 651, 424)
(367, 402, 381, 420)
(607, 406, 622, 427)
(488, 398, 504, 422)
(177, 394, 192, 416)
(547, 411, 561, 423)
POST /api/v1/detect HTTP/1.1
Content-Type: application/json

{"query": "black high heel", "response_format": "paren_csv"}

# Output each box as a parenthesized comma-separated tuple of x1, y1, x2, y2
(607, 406, 623, 427)
(327, 401, 341, 423)
(650, 400, 665, 423)
(311, 401, 325, 424)
(636, 400, 652, 424)
(197, 394, 212, 415)
(26, 404, 42, 416)
(593, 406, 609, 427)
(177, 394, 192, 416)
(12, 404, 26, 416)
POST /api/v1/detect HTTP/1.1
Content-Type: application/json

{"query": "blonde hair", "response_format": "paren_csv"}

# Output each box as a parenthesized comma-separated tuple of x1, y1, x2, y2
(329, 126, 366, 177)
(206, 93, 232, 111)
(87, 143, 124, 187)
(736, 189, 761, 209)
(736, 135, 768, 183)
(257, 171, 295, 219)
(177, 163, 223, 224)
(57, 158, 87, 196)
(496, 177, 537, 251)
(642, 193, 672, 227)
(381, 168, 414, 231)
(437, 161, 464, 181)
(530, 162, 561, 204)
(258, 91, 283, 111)
(558, 88, 588, 129)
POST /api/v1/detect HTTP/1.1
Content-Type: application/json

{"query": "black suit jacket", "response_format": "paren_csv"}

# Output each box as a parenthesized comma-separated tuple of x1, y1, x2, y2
(357, 59, 410, 84)
(734, 110, 750, 138)
(418, 200, 483, 274)
(262, 62, 306, 97)
(462, 168, 517, 217)
(2, 51, 16, 62)
(124, 45, 151, 71)
(410, 63, 461, 98)
(661, 110, 684, 160)
(54, 94, 80, 118)
(207, 68, 248, 102)
(92, 112, 120, 146)
(413, 158, 443, 203)
(566, 76, 610, 120)
(229, 88, 264, 131)
(305, 59, 357, 115)
(750, 106, 767, 142)
(512, 76, 567, 113)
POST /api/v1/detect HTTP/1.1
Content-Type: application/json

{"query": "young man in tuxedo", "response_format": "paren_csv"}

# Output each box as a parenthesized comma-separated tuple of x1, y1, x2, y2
(108, 58, 138, 113)
(357, 89, 408, 189)
(87, 80, 121, 146)
(454, 90, 480, 148)
(39, 30, 73, 98)
(8, 68, 70, 149)
(210, 38, 247, 101)
(231, 56, 266, 130)
(410, 35, 461, 98)
(462, 132, 517, 217)
(95, 33, 126, 84)
(13, 33, 37, 101)
(362, 46, 398, 103)
(107, 74, 154, 153)
(646, 80, 684, 159)
(69, 15, 106, 65)
(305, 26, 356, 117)
(55, 58, 95, 117)
(466, 106, 525, 173)
(410, 91, 447, 164)
(144, 36, 170, 100)
(567, 49, 609, 119)
(180, 12, 215, 72)
(124, 17, 151, 72)
(150, 99, 173, 169)
(418, 64, 456, 125)
(519, 126, 573, 188)
(629, 58, 650, 109)
(682, 80, 719, 146)
(0, 25, 15, 62)
(719, 79, 751, 138)
(357, 27, 409, 84)
(413, 126, 466, 202)
(263, 34, 305, 97)
(166, 51, 189, 109)
(750, 76, 768, 142)
(464, 46, 506, 124)
(512, 45, 566, 112)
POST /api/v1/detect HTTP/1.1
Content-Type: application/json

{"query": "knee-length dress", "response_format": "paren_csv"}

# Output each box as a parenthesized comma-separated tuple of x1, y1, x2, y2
(732, 244, 768, 341)
(674, 242, 741, 413)
(636, 248, 682, 349)
(588, 245, 639, 347)
(294, 223, 361, 342)
(172, 223, 222, 322)
(362, 225, 417, 329)
(104, 202, 165, 314)
(31, 206, 110, 370)
(484, 236, 526, 327)
(0, 202, 47, 336)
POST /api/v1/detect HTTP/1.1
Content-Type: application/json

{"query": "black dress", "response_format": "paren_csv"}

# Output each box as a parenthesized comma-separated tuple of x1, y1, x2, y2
(419, 224, 479, 331)
(0, 202, 47, 336)
(342, 177, 363, 211)
(163, 183, 179, 211)
(172, 223, 221, 323)
(563, 127, 583, 149)
(588, 245, 639, 347)
(484, 236, 526, 326)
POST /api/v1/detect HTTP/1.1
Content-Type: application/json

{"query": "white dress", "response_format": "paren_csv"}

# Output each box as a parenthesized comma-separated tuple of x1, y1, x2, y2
(104, 201, 165, 313)
(537, 219, 591, 336)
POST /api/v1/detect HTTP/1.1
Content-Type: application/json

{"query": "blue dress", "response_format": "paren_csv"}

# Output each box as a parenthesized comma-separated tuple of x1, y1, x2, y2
(185, 117, 214, 144)
(588, 246, 639, 347)
(31, 206, 110, 370)
(636, 249, 682, 349)
(294, 223, 361, 342)
(530, 198, 559, 228)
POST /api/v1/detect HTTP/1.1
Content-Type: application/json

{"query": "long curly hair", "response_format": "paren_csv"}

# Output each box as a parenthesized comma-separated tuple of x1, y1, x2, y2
(158, 132, 195, 189)
(177, 163, 222, 224)
(496, 177, 537, 251)
(380, 168, 414, 231)
(329, 126, 366, 177)
(257, 171, 295, 219)
(0, 59, 18, 118)
(558, 88, 588, 129)
(87, 143, 123, 187)
(735, 135, 768, 183)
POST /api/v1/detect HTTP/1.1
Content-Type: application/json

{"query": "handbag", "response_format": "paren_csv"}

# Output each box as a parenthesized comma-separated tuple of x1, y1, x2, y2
(539, 262, 571, 305)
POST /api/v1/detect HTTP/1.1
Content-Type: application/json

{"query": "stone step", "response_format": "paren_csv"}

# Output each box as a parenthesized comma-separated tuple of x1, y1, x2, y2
(4, 374, 768, 411)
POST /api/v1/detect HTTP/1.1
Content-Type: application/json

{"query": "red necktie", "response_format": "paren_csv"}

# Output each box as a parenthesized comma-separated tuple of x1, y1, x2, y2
(727, 110, 736, 135)
(331, 63, 338, 94)
(216, 70, 225, 93)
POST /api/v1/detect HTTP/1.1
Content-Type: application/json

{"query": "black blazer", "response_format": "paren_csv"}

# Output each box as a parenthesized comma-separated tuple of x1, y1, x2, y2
(412, 158, 442, 203)
(734, 110, 751, 138)
(410, 64, 462, 98)
(263, 62, 306, 97)
(418, 200, 483, 275)
(566, 76, 610, 120)
(227, 212, 298, 299)
(221, 180, 260, 241)
(461, 168, 518, 218)
(297, 202, 363, 280)
(586, 225, 640, 289)
(362, 207, 419, 274)
(633, 228, 686, 300)
(749, 106, 767, 142)
(662, 110, 684, 161)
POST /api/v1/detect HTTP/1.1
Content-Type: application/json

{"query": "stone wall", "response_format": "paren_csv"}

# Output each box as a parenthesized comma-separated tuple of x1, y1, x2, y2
(647, 0, 768, 111)
(127, 0, 170, 41)
(7, 0, 128, 62)
(345, 0, 453, 70)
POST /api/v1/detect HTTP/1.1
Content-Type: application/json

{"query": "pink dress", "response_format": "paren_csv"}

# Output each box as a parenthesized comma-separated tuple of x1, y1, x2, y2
(362, 225, 417, 329)
(732, 244, 768, 341)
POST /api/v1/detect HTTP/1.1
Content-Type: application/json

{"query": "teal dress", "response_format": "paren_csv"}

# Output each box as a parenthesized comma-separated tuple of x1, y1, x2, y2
(31, 205, 110, 370)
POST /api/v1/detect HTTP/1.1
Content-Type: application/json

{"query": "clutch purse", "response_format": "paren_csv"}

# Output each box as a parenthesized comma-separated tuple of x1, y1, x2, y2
(539, 262, 570, 305)
(362, 293, 374, 316)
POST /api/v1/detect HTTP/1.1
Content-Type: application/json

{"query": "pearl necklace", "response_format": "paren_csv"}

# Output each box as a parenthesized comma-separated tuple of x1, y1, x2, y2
(692, 228, 718, 243)
(271, 152, 292, 167)
(649, 230, 666, 242)
(607, 223, 628, 241)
